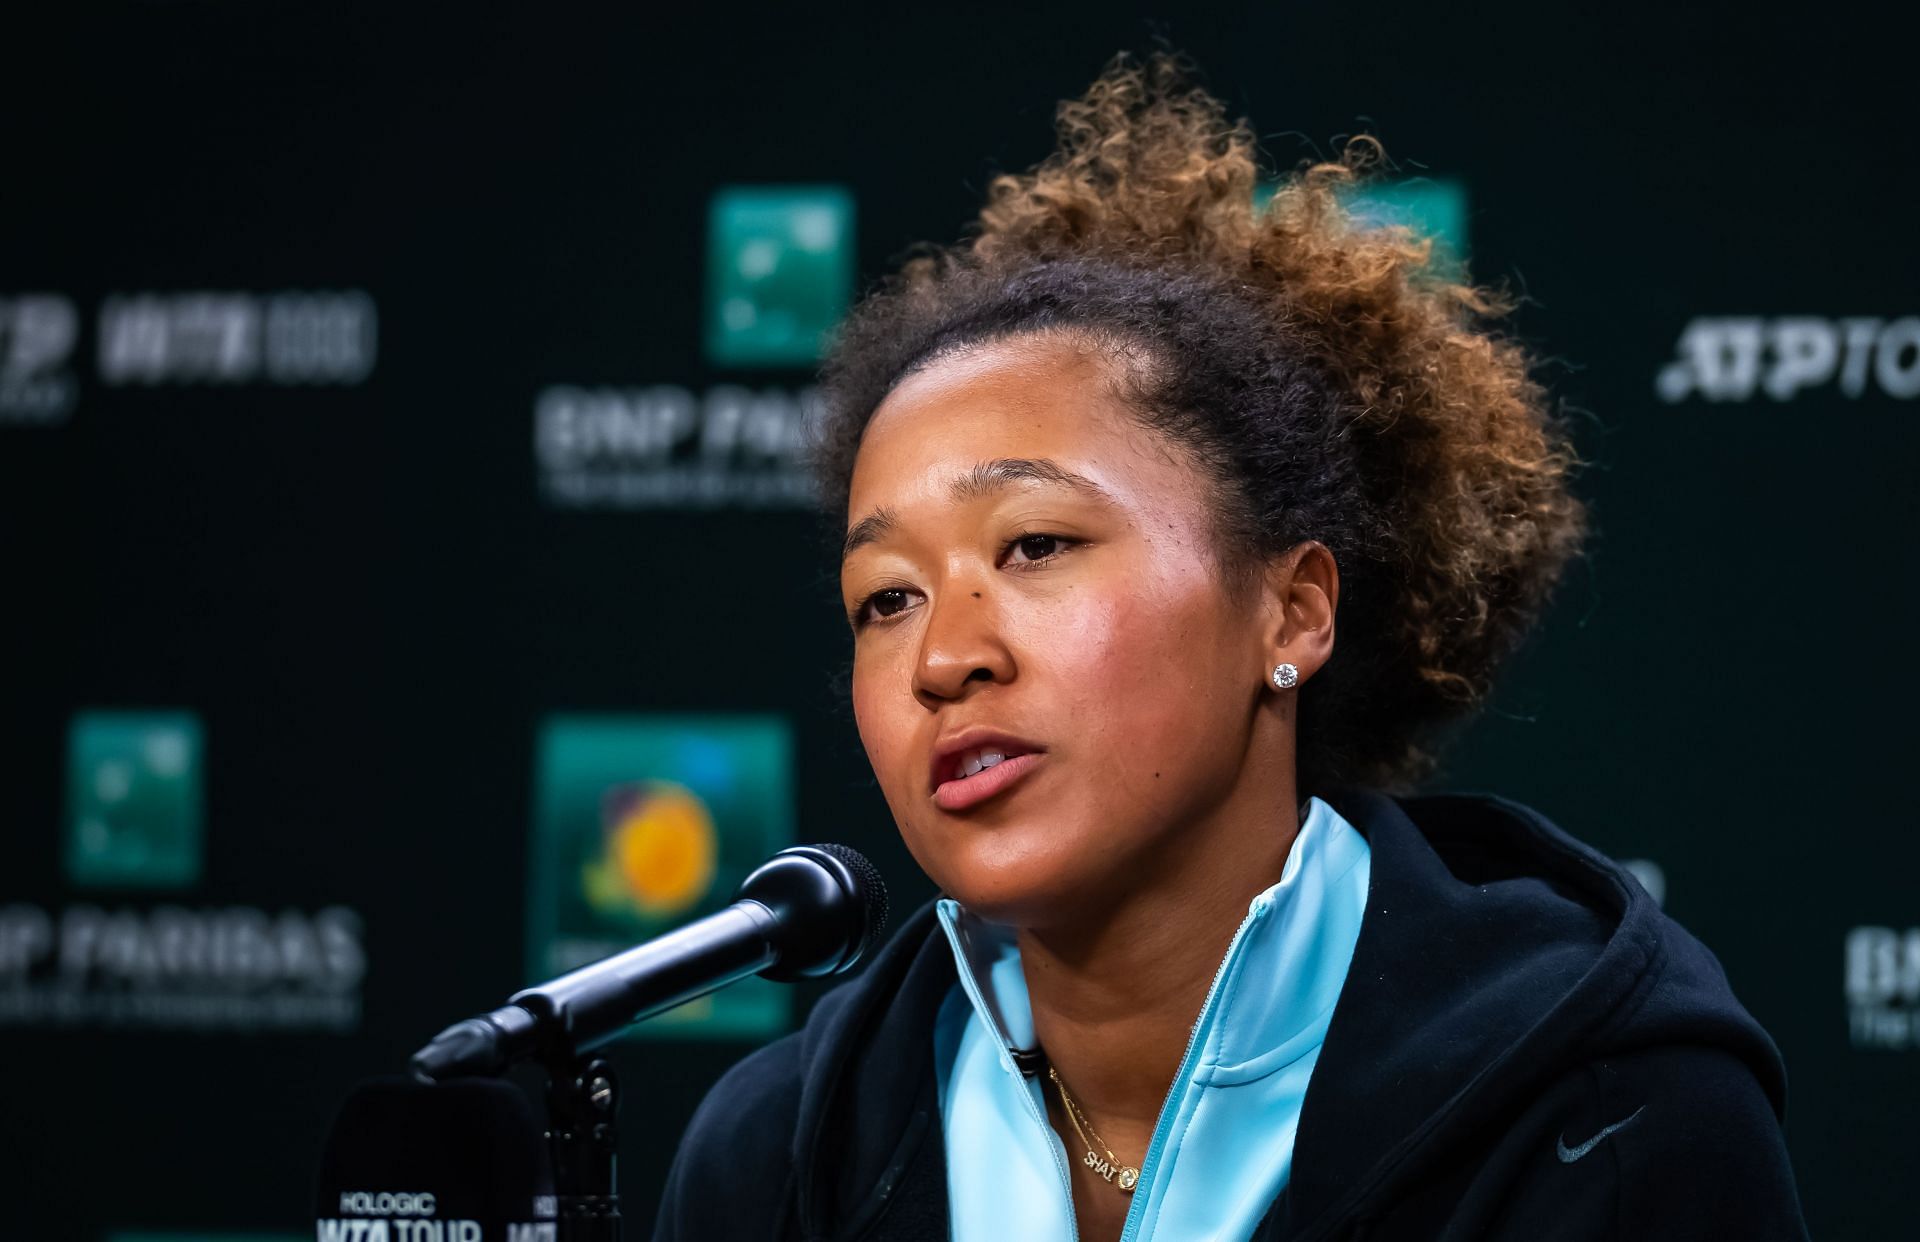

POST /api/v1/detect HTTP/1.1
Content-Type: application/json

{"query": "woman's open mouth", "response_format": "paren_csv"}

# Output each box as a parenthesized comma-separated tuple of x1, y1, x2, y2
(930, 732, 1047, 812)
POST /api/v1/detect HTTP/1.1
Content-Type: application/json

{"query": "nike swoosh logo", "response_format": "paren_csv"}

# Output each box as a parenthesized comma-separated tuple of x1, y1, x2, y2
(1556, 1105, 1647, 1163)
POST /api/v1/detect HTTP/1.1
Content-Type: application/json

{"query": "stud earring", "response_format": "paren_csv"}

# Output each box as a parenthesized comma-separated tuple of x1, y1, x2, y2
(1271, 663, 1299, 690)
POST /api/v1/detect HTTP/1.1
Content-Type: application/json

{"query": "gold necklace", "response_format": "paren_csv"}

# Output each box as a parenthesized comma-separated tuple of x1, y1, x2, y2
(1047, 1066, 1140, 1193)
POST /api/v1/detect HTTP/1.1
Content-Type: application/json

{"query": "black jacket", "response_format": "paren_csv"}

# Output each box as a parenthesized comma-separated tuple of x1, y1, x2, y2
(653, 787, 1809, 1240)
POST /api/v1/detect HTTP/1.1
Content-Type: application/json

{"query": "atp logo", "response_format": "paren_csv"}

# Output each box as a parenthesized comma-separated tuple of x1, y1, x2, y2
(1657, 316, 1920, 403)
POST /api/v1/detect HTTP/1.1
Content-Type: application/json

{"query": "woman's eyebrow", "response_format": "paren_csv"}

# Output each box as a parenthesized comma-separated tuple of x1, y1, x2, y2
(842, 507, 899, 559)
(950, 457, 1110, 503)
(842, 457, 1113, 561)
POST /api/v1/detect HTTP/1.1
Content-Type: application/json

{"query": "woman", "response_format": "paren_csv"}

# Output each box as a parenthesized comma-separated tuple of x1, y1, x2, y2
(655, 54, 1807, 1241)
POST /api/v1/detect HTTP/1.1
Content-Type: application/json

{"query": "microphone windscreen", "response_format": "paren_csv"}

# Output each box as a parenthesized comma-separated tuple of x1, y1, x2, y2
(316, 1076, 555, 1242)
(815, 841, 891, 957)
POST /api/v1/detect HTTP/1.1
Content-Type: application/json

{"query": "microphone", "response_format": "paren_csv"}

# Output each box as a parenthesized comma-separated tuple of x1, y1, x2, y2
(315, 1075, 555, 1241)
(411, 843, 889, 1080)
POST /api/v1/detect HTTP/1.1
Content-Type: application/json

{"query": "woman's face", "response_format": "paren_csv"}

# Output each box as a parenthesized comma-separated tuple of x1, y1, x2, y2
(840, 331, 1290, 928)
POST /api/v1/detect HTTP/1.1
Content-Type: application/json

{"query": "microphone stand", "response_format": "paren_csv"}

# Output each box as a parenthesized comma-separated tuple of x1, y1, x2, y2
(542, 1049, 621, 1242)
(406, 846, 888, 1242)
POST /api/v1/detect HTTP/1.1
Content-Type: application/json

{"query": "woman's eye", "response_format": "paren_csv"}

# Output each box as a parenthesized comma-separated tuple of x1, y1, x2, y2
(855, 588, 915, 626)
(1007, 534, 1066, 564)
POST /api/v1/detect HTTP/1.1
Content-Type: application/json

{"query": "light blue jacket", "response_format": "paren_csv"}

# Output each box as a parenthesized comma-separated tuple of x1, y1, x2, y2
(932, 796, 1372, 1240)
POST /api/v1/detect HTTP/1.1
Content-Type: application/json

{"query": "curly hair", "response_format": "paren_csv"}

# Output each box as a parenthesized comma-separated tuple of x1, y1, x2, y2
(812, 51, 1586, 793)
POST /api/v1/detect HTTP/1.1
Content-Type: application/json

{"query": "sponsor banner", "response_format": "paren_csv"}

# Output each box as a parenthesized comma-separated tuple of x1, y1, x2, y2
(1254, 178, 1470, 261)
(98, 290, 378, 386)
(527, 715, 794, 1039)
(533, 382, 819, 509)
(1657, 315, 1920, 403)
(0, 711, 370, 1033)
(0, 289, 377, 428)
(66, 710, 205, 889)
(0, 293, 80, 424)
(1846, 925, 1920, 1050)
(705, 185, 854, 369)
(0, 902, 366, 1031)
(532, 184, 849, 510)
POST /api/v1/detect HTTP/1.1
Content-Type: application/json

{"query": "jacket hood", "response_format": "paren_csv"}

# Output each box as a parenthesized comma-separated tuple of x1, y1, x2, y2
(777, 786, 1787, 1241)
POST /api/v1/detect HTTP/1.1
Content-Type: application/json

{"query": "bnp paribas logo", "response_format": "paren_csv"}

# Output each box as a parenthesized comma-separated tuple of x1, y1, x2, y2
(528, 715, 794, 1039)
(705, 185, 855, 368)
(65, 711, 204, 888)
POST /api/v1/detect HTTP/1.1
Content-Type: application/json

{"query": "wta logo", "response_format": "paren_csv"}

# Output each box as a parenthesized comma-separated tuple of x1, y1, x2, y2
(318, 1189, 555, 1241)
(0, 293, 78, 423)
(313, 1221, 555, 1241)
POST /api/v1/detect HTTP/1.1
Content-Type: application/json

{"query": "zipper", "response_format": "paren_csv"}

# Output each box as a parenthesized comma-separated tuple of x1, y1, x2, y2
(940, 896, 1265, 1242)
(1115, 901, 1265, 1242)
(1022, 1068, 1081, 1241)
(937, 900, 1081, 1241)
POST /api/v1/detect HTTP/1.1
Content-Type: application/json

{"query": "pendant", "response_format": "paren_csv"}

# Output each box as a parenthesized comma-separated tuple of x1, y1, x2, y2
(1082, 1149, 1140, 1193)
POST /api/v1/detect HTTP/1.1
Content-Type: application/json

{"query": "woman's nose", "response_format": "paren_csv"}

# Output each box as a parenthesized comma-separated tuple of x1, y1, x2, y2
(911, 587, 1015, 705)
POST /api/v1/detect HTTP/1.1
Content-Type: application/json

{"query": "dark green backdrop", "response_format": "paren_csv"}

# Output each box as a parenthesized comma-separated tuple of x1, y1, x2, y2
(3, 3, 1913, 1238)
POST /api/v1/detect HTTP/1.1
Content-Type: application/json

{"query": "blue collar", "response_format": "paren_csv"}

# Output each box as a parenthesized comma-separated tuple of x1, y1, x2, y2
(931, 795, 1373, 1241)
(935, 795, 1370, 1074)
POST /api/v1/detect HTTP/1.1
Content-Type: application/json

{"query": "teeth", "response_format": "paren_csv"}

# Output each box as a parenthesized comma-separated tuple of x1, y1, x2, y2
(957, 750, 1007, 779)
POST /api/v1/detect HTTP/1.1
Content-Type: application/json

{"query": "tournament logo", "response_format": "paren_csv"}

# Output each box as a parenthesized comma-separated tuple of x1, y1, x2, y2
(581, 781, 719, 921)
(527, 715, 794, 1039)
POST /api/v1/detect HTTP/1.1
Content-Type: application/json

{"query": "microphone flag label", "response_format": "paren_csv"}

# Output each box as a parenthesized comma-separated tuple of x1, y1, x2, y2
(316, 1188, 556, 1240)
(526, 715, 794, 1039)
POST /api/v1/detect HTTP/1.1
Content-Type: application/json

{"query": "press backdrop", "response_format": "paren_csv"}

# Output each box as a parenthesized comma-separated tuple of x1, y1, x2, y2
(3, 3, 1915, 1238)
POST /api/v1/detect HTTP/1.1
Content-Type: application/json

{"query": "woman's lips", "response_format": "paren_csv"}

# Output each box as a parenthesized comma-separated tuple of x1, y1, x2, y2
(932, 751, 1046, 812)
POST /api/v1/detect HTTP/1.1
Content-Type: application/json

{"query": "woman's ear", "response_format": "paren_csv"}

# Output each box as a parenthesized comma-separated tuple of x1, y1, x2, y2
(1263, 540, 1338, 685)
